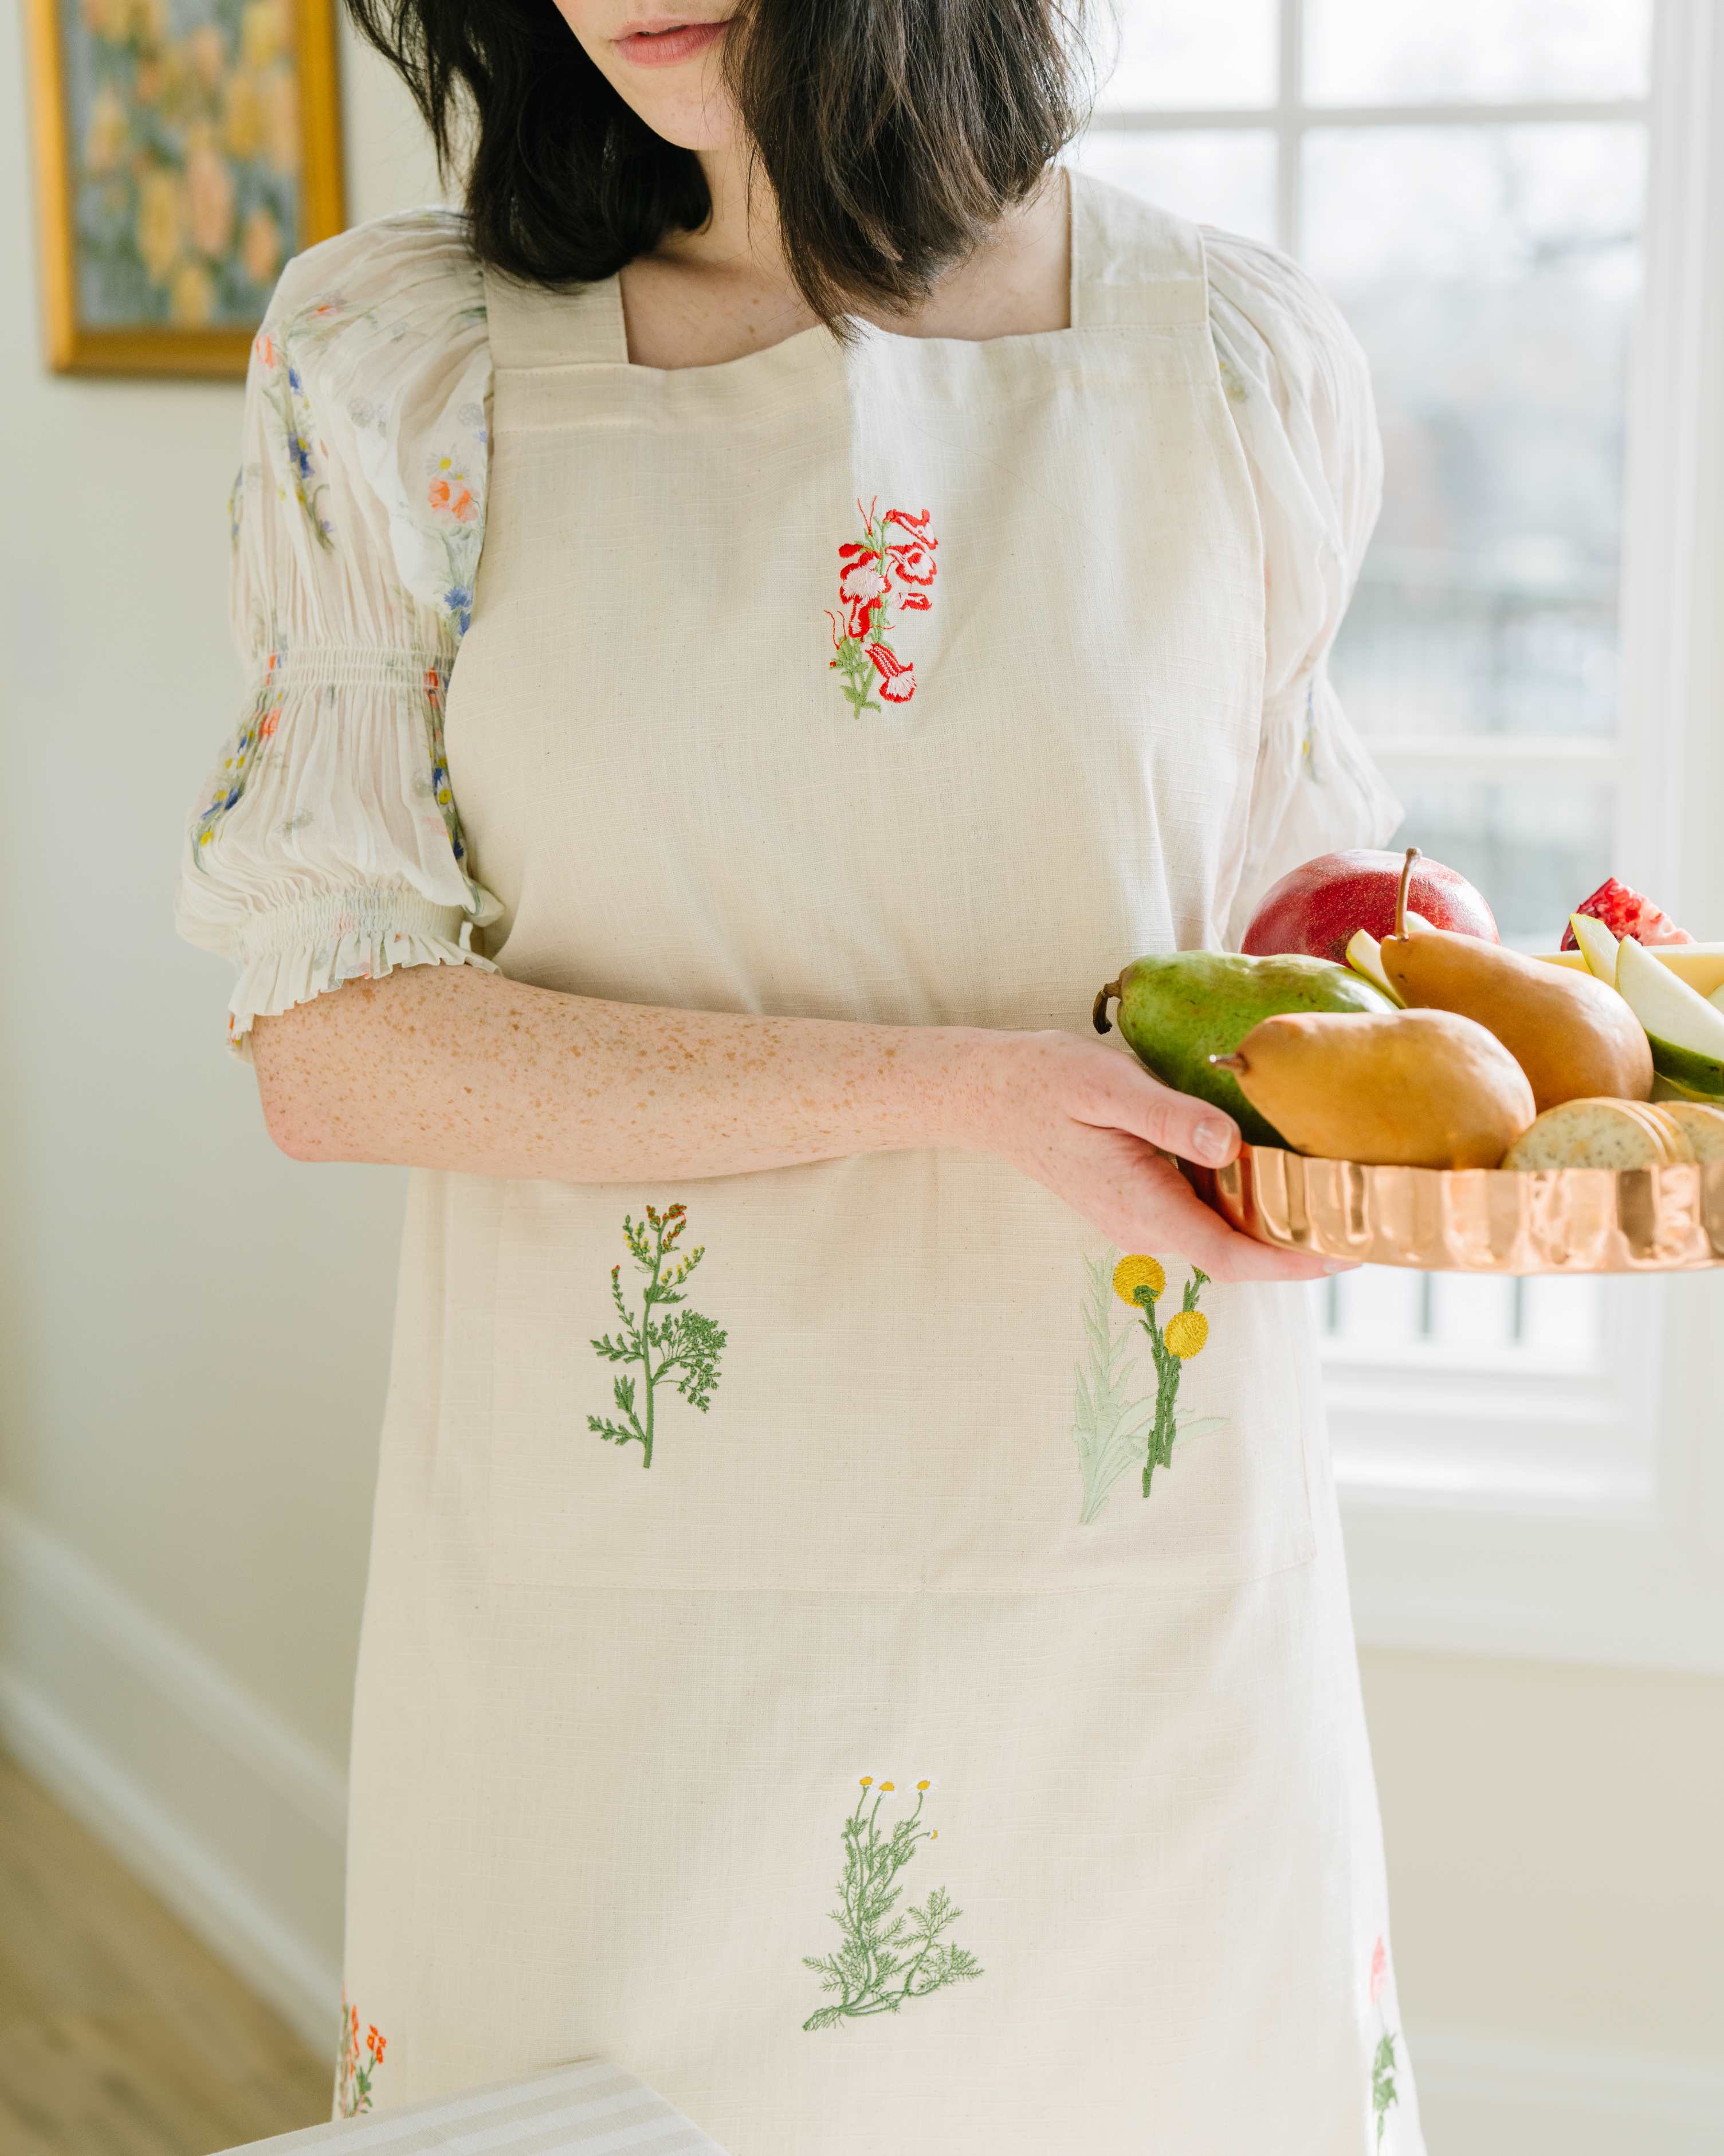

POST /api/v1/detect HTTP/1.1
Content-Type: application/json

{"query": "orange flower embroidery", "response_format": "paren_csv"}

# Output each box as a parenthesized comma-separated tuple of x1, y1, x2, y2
(335, 1996, 387, 2116)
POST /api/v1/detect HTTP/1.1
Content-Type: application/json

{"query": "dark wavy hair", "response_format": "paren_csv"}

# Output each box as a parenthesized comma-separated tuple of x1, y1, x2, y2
(343, 0, 1098, 326)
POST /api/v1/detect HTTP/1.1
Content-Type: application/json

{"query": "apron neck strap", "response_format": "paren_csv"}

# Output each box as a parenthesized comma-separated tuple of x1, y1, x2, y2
(481, 262, 630, 369)
(1069, 169, 1209, 332)
(477, 173, 1207, 358)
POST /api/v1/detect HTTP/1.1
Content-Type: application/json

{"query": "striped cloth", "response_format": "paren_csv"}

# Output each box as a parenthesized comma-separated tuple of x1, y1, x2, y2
(219, 2060, 732, 2155)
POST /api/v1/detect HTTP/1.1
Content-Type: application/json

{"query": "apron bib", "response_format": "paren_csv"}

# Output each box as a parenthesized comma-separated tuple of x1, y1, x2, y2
(340, 173, 1422, 2155)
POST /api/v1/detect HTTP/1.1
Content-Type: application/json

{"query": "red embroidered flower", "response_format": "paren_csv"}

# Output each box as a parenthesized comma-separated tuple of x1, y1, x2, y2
(838, 549, 889, 639)
(827, 498, 938, 715)
(867, 643, 916, 703)
(1369, 1935, 1388, 2006)
(884, 510, 937, 587)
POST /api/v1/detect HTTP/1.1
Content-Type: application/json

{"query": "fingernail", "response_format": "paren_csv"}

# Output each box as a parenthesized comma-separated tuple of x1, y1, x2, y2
(1195, 1120, 1233, 1165)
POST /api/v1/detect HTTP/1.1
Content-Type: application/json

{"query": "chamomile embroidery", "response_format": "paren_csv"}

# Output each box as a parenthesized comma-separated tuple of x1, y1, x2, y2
(589, 1205, 726, 1467)
(335, 1996, 386, 2117)
(1071, 1251, 1224, 1522)
(826, 499, 937, 715)
(802, 1778, 983, 2030)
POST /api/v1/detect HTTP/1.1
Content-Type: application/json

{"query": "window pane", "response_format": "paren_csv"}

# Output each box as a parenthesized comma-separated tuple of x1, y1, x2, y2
(1374, 774, 1616, 949)
(1095, 0, 1277, 111)
(1318, 1272, 1603, 1366)
(1306, 0, 1652, 104)
(1069, 131, 1277, 244)
(1307, 125, 1644, 742)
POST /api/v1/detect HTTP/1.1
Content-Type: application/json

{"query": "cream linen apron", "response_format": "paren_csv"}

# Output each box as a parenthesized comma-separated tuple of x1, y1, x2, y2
(340, 173, 1423, 2154)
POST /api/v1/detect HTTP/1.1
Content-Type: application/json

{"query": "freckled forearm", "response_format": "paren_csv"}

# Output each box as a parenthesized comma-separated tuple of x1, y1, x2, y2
(249, 961, 1002, 1182)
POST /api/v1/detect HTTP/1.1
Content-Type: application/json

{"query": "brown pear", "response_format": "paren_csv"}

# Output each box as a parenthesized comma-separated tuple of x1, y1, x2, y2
(1214, 1009, 1537, 1169)
(1378, 848, 1652, 1111)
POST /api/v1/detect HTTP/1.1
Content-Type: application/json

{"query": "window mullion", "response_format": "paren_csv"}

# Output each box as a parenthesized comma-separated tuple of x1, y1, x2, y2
(1277, 0, 1305, 253)
(1090, 100, 1650, 132)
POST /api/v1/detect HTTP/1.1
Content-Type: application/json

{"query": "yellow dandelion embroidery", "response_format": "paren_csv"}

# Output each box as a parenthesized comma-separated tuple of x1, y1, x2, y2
(859, 1775, 873, 1788)
(879, 1781, 895, 1792)
(1075, 1251, 1224, 1518)
(1112, 1254, 1166, 1307)
(1164, 1310, 1209, 1360)
(916, 1779, 930, 1790)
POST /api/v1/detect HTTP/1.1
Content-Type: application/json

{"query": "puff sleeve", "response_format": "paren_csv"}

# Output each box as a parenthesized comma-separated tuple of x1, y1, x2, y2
(1205, 230, 1404, 947)
(173, 208, 504, 1064)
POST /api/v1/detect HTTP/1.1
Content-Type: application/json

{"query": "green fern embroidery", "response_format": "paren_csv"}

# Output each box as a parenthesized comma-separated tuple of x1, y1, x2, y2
(802, 1779, 983, 2031)
(1372, 2030, 1399, 2145)
(588, 1205, 725, 1468)
(1073, 1253, 1225, 1521)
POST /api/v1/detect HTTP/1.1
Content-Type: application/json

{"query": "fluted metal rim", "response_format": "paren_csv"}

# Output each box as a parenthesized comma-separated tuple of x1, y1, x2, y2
(1189, 1147, 1724, 1274)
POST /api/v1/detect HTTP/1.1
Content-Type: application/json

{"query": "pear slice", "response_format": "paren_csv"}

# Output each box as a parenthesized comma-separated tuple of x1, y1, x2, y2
(1568, 912, 1620, 983)
(1535, 944, 1724, 998)
(1345, 930, 1405, 1008)
(1652, 1071, 1721, 1104)
(1344, 914, 1443, 1008)
(1615, 934, 1724, 1097)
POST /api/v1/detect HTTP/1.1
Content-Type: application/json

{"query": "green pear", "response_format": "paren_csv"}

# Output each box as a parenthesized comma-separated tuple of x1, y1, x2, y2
(1094, 951, 1396, 1147)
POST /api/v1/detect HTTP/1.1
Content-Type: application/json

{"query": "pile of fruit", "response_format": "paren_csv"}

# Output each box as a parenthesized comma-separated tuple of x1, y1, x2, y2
(1094, 852, 1724, 1173)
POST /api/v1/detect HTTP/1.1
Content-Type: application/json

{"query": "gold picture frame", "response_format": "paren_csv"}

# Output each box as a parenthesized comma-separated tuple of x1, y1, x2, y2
(25, 0, 345, 375)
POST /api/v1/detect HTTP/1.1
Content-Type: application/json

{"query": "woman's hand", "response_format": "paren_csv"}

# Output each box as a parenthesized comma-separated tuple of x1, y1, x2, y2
(958, 1029, 1349, 1283)
(257, 967, 1345, 1288)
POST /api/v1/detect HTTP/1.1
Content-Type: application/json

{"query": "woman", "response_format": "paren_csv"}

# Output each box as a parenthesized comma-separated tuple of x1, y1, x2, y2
(175, 2, 1421, 2147)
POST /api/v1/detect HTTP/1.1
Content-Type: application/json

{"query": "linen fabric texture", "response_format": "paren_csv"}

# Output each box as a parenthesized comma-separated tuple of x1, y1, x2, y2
(173, 171, 1420, 2154)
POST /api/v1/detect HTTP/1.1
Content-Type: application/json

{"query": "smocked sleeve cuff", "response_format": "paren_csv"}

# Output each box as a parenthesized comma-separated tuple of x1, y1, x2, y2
(224, 884, 500, 1063)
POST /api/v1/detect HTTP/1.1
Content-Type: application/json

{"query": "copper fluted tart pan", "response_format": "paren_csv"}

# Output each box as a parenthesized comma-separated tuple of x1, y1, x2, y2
(1185, 1145, 1724, 1273)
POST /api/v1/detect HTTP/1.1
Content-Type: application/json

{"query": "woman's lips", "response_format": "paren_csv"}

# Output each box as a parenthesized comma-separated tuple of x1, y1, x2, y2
(614, 18, 729, 66)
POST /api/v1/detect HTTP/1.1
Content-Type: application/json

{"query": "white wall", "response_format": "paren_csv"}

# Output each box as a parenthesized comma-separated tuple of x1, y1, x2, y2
(1, 7, 439, 1767)
(2, 13, 1720, 2149)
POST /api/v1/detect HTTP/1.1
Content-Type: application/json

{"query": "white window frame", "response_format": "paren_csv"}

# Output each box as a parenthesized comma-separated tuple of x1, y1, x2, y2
(1097, 0, 1724, 1669)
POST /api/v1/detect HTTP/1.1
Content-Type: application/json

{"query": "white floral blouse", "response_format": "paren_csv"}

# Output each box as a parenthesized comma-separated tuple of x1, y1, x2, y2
(173, 202, 1400, 1063)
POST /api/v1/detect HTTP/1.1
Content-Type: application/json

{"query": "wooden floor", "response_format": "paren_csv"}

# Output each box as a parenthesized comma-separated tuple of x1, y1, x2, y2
(0, 1747, 332, 2155)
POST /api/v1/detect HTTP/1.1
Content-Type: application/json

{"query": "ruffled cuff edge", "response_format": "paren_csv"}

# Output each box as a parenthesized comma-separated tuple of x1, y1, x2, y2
(223, 889, 500, 1064)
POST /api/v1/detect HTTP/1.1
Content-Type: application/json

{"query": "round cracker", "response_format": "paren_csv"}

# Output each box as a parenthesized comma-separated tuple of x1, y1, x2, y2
(1656, 1101, 1724, 1162)
(1501, 1097, 1678, 1170)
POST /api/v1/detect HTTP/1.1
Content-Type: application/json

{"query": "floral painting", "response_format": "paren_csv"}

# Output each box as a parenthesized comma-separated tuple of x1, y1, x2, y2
(26, 0, 343, 371)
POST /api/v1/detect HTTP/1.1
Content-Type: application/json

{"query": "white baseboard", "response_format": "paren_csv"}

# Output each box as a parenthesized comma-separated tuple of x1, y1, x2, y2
(2, 1499, 1721, 2146)
(0, 1497, 345, 2054)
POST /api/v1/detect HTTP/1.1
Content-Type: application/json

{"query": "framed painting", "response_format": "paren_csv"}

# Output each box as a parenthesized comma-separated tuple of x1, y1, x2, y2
(24, 0, 345, 375)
